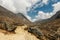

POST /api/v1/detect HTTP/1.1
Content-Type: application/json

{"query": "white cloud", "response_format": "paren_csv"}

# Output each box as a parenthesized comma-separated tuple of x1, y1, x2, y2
(42, 0, 48, 4)
(28, 0, 48, 11)
(37, 12, 50, 19)
(0, 0, 17, 13)
(0, 0, 2, 5)
(13, 0, 31, 14)
(52, 2, 60, 13)
(27, 0, 40, 5)
(34, 11, 52, 21)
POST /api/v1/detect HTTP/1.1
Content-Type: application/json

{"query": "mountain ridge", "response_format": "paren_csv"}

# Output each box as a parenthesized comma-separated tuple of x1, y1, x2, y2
(0, 5, 31, 31)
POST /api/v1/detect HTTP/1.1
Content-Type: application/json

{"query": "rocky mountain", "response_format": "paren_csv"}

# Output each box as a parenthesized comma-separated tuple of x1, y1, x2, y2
(26, 11, 60, 40)
(0, 5, 31, 31)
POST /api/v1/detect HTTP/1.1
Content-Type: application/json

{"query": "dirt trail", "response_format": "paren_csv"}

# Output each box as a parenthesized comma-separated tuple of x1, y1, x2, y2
(0, 25, 39, 40)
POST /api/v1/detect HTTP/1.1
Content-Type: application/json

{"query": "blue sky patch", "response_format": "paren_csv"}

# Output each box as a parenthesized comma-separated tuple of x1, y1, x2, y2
(27, 0, 60, 19)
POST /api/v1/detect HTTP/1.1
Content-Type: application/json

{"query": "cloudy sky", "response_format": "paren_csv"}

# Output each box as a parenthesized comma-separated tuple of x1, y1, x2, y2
(0, 0, 60, 22)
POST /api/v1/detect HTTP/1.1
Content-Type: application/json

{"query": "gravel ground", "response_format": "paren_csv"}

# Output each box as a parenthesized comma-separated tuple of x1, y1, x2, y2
(0, 25, 39, 40)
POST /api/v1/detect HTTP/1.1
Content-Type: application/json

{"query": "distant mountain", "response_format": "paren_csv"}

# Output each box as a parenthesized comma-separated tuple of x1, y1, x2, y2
(27, 11, 60, 40)
(35, 11, 60, 24)
(0, 5, 31, 31)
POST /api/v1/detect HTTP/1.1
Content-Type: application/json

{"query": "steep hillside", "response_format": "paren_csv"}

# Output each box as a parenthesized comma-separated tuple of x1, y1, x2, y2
(16, 13, 32, 25)
(26, 11, 60, 40)
(0, 6, 31, 24)
(0, 5, 31, 31)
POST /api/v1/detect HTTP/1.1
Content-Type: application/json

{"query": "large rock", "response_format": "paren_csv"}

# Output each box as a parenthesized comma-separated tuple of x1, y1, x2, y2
(0, 16, 16, 32)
